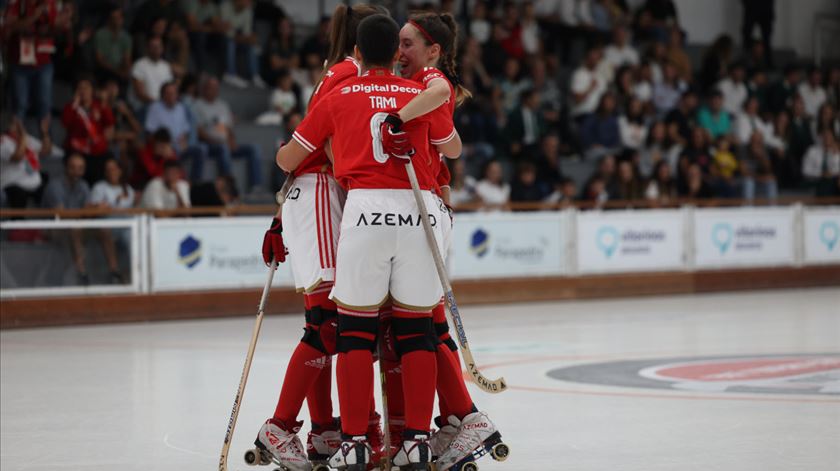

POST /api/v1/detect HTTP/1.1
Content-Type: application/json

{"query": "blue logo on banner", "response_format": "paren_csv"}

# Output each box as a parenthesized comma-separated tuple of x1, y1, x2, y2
(712, 223, 733, 254)
(596, 226, 620, 258)
(820, 221, 839, 251)
(179, 235, 202, 269)
(470, 229, 489, 258)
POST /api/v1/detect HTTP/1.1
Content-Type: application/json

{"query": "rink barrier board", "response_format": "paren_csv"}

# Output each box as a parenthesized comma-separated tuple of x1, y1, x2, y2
(2, 265, 839, 329)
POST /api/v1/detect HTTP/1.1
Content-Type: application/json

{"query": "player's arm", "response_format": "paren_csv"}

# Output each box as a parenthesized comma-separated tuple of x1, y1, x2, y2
(276, 98, 333, 172)
(397, 78, 450, 123)
(435, 131, 461, 159)
(275, 140, 311, 172)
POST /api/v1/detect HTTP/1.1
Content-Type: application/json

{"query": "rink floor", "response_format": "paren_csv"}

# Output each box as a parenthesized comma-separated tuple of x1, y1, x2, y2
(2, 287, 839, 471)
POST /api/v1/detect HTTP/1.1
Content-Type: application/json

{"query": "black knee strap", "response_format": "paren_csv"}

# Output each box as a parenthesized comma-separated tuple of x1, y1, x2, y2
(337, 314, 378, 353)
(393, 317, 437, 355)
(301, 307, 337, 354)
(434, 321, 458, 352)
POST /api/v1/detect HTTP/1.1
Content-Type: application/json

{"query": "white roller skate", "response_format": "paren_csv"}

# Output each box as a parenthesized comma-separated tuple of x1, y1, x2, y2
(429, 416, 458, 460)
(392, 430, 433, 470)
(307, 418, 342, 471)
(328, 435, 371, 471)
(244, 418, 311, 471)
(435, 411, 509, 471)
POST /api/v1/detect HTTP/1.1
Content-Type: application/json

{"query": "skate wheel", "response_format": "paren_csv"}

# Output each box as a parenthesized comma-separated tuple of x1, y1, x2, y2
(490, 443, 509, 461)
(312, 465, 330, 471)
(461, 462, 478, 471)
(244, 449, 259, 466)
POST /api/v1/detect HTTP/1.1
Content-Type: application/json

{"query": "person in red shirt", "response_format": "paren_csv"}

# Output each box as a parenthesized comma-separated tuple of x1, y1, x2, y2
(252, 4, 387, 471)
(62, 78, 115, 185)
(130, 128, 177, 189)
(276, 14, 461, 471)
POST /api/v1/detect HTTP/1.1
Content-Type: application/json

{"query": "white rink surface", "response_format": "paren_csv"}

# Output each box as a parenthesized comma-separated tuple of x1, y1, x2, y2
(2, 288, 840, 471)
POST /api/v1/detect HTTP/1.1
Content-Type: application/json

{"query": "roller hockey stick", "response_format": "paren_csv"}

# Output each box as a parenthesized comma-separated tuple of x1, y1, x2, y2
(377, 334, 393, 471)
(404, 161, 507, 394)
(219, 176, 295, 471)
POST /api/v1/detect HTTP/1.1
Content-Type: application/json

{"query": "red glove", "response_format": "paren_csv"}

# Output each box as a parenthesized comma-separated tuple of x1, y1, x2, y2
(262, 218, 287, 265)
(380, 113, 414, 159)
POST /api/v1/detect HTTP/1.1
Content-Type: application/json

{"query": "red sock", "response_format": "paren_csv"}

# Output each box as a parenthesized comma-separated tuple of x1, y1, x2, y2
(306, 358, 333, 426)
(273, 342, 330, 423)
(401, 350, 437, 432)
(382, 357, 405, 423)
(337, 350, 374, 436)
(435, 345, 473, 420)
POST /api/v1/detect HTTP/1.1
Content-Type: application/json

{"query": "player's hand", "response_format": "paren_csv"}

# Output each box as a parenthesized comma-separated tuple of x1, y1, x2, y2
(380, 113, 415, 160)
(262, 218, 287, 265)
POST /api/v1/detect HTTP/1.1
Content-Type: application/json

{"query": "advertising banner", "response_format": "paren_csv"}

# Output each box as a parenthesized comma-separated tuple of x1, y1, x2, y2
(576, 210, 685, 273)
(803, 207, 840, 264)
(448, 211, 566, 279)
(151, 217, 295, 291)
(694, 208, 795, 268)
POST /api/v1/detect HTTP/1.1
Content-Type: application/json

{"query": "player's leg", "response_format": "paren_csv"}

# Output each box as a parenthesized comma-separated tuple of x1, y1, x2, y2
(379, 302, 406, 461)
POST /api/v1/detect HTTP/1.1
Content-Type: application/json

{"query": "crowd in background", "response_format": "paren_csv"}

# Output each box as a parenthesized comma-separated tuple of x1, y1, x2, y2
(2, 0, 840, 217)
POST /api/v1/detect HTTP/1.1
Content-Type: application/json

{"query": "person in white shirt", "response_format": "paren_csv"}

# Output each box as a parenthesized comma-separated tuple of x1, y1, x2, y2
(571, 45, 607, 119)
(469, 2, 491, 43)
(603, 26, 639, 78)
(798, 66, 827, 118)
(802, 130, 840, 182)
(141, 160, 191, 209)
(716, 62, 748, 116)
(130, 37, 174, 110)
(619, 97, 649, 150)
(735, 96, 784, 150)
(475, 160, 511, 210)
(90, 158, 134, 282)
(1, 119, 50, 208)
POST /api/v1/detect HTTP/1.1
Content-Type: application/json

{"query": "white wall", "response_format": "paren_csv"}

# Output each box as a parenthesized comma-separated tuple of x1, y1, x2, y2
(674, 0, 840, 58)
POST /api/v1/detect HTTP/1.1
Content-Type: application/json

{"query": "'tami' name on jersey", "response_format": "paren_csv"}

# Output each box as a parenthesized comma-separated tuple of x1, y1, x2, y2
(291, 68, 457, 191)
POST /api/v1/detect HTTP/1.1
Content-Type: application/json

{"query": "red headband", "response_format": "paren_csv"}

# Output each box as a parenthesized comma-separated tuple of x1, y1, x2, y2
(409, 20, 436, 46)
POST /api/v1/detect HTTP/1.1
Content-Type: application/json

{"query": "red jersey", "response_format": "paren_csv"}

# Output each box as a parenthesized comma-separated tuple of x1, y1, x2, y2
(292, 56, 362, 177)
(293, 68, 456, 191)
(61, 101, 115, 156)
(2, 0, 58, 66)
(410, 67, 455, 190)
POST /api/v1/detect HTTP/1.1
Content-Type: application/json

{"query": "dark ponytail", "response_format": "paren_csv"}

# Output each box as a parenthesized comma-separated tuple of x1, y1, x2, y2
(409, 12, 472, 106)
(324, 3, 385, 71)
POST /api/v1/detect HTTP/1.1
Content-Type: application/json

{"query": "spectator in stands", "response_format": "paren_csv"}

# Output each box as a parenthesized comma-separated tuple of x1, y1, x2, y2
(741, 132, 778, 200)
(132, 128, 176, 189)
(698, 35, 735, 94)
(813, 103, 840, 140)
(191, 175, 238, 207)
(544, 177, 578, 207)
(62, 78, 116, 186)
(510, 161, 547, 206)
(536, 133, 565, 188)
(298, 16, 330, 65)
(697, 91, 732, 139)
(735, 96, 784, 150)
(646, 40, 669, 84)
(638, 0, 678, 43)
(448, 159, 477, 208)
(580, 93, 621, 159)
(711, 135, 741, 197)
(652, 61, 685, 117)
(130, 0, 190, 73)
(665, 90, 698, 146)
(802, 130, 840, 196)
(468, 1, 491, 44)
(644, 160, 677, 203)
(194, 76, 263, 192)
(634, 61, 655, 104)
(531, 59, 562, 128)
(603, 25, 639, 77)
(771, 111, 798, 188)
(570, 45, 607, 121)
(1, 119, 47, 208)
(90, 158, 134, 282)
(271, 70, 299, 116)
(262, 16, 297, 86)
(682, 162, 713, 198)
(666, 27, 692, 83)
(717, 62, 748, 116)
(581, 175, 609, 205)
(499, 57, 532, 113)
(741, 0, 775, 67)
(93, 7, 132, 91)
(505, 89, 545, 159)
(798, 66, 827, 118)
(3, 0, 68, 152)
(619, 97, 649, 150)
(475, 160, 511, 210)
(520, 1, 542, 56)
(788, 95, 815, 183)
(614, 65, 637, 107)
(746, 68, 769, 112)
(826, 67, 840, 109)
(612, 158, 644, 200)
(767, 65, 801, 114)
(130, 37, 175, 111)
(140, 159, 191, 209)
(97, 80, 142, 160)
(145, 81, 215, 182)
(638, 120, 677, 178)
(220, 0, 266, 89)
(679, 127, 714, 180)
(42, 153, 90, 283)
(184, 0, 224, 74)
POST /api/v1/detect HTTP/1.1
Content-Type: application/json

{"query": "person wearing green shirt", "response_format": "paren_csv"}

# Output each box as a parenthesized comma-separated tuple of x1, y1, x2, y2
(93, 7, 132, 89)
(697, 91, 732, 139)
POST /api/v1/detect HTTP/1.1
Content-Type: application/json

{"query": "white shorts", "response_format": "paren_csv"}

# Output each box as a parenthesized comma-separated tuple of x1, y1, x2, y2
(330, 189, 445, 311)
(433, 193, 452, 256)
(282, 173, 346, 292)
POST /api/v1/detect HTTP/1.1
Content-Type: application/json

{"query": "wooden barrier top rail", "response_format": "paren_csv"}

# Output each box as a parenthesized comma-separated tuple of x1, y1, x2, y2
(1, 196, 839, 219)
